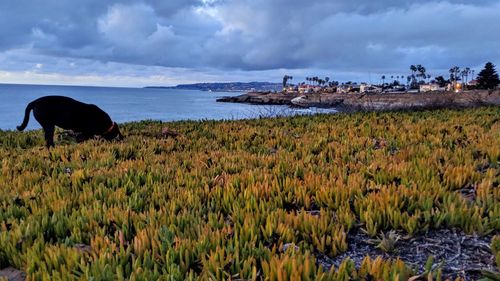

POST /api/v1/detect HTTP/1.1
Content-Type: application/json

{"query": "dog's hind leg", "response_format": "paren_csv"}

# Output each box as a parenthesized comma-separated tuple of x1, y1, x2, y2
(42, 124, 55, 148)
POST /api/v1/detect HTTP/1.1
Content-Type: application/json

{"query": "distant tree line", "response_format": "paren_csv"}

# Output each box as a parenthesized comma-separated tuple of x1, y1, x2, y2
(390, 62, 499, 90)
(442, 62, 499, 89)
(283, 75, 340, 88)
(283, 62, 499, 92)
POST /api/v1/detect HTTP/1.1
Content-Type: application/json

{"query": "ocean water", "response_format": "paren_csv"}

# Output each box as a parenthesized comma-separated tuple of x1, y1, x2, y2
(0, 83, 336, 130)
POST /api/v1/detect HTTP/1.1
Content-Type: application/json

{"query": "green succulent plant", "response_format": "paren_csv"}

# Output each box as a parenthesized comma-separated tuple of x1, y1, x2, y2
(0, 107, 498, 280)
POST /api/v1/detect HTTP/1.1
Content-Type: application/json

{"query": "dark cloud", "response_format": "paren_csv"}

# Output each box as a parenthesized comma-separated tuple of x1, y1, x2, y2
(0, 0, 499, 84)
(205, 0, 500, 71)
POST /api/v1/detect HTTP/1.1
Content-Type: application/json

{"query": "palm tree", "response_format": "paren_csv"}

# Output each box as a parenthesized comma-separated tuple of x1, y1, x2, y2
(410, 65, 417, 76)
(460, 67, 472, 89)
(449, 66, 460, 82)
(282, 75, 293, 88)
(416, 65, 426, 82)
(410, 65, 418, 87)
(464, 67, 471, 84)
(381, 75, 386, 86)
(461, 69, 466, 89)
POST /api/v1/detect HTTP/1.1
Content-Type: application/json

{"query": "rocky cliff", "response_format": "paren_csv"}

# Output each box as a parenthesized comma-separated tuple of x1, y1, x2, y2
(217, 90, 500, 111)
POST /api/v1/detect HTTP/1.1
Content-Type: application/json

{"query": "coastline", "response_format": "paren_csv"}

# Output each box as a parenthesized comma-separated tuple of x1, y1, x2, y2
(217, 90, 500, 111)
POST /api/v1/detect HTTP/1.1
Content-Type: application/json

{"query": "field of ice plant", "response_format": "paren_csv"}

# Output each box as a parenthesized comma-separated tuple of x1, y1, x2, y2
(0, 107, 499, 280)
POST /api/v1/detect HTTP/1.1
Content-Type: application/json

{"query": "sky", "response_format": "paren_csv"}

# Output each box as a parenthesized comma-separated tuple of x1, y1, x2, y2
(0, 0, 499, 87)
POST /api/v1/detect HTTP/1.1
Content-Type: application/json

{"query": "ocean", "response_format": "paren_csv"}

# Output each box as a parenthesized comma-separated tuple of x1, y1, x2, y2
(0, 83, 336, 130)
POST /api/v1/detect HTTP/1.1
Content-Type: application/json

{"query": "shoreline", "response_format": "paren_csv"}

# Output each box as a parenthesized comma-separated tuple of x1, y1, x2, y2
(217, 90, 500, 111)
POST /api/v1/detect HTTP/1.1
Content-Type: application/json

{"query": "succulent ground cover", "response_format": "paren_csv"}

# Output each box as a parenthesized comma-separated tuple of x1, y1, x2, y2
(0, 107, 499, 280)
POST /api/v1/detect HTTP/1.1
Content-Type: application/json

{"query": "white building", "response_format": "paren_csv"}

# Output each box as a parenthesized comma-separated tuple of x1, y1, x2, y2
(360, 84, 382, 94)
(420, 83, 443, 92)
(337, 84, 360, 94)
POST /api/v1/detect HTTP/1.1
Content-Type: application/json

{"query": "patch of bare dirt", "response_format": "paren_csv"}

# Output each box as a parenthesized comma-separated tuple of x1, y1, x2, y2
(0, 267, 26, 281)
(316, 229, 497, 280)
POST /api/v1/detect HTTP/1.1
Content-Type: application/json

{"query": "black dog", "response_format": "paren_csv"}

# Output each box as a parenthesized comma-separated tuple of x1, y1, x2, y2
(17, 96, 123, 147)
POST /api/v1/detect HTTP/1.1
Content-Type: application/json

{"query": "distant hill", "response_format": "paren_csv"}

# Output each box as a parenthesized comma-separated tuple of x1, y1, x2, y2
(145, 82, 281, 92)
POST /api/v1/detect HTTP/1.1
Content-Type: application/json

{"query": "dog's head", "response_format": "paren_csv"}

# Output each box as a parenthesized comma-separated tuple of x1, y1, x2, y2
(102, 122, 124, 141)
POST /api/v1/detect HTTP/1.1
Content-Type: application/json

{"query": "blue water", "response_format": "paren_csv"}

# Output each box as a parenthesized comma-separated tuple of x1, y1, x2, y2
(0, 83, 336, 130)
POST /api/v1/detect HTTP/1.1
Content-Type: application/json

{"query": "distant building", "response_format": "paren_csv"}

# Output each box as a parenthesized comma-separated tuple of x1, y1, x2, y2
(312, 86, 322, 93)
(468, 80, 478, 86)
(419, 83, 442, 92)
(283, 85, 297, 93)
(337, 83, 360, 94)
(298, 85, 314, 94)
(360, 84, 382, 94)
(383, 85, 406, 93)
(323, 86, 337, 93)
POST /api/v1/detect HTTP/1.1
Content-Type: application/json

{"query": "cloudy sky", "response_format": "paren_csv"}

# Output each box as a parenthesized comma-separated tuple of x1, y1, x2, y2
(0, 0, 499, 87)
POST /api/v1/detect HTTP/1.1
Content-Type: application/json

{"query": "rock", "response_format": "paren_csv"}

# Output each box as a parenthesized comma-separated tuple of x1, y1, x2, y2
(217, 92, 299, 105)
(306, 210, 321, 216)
(0, 267, 26, 281)
(73, 243, 92, 254)
(161, 128, 180, 138)
(291, 96, 309, 107)
(268, 148, 278, 154)
(220, 90, 500, 111)
(282, 243, 299, 252)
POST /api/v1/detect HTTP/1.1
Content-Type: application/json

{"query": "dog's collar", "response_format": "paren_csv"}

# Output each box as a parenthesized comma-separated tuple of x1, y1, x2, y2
(104, 122, 115, 134)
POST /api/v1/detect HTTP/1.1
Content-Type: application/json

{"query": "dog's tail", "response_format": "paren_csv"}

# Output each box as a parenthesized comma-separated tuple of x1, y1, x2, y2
(17, 102, 34, 131)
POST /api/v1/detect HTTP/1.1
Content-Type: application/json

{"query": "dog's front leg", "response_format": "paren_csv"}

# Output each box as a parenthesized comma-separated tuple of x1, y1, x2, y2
(43, 125, 55, 148)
